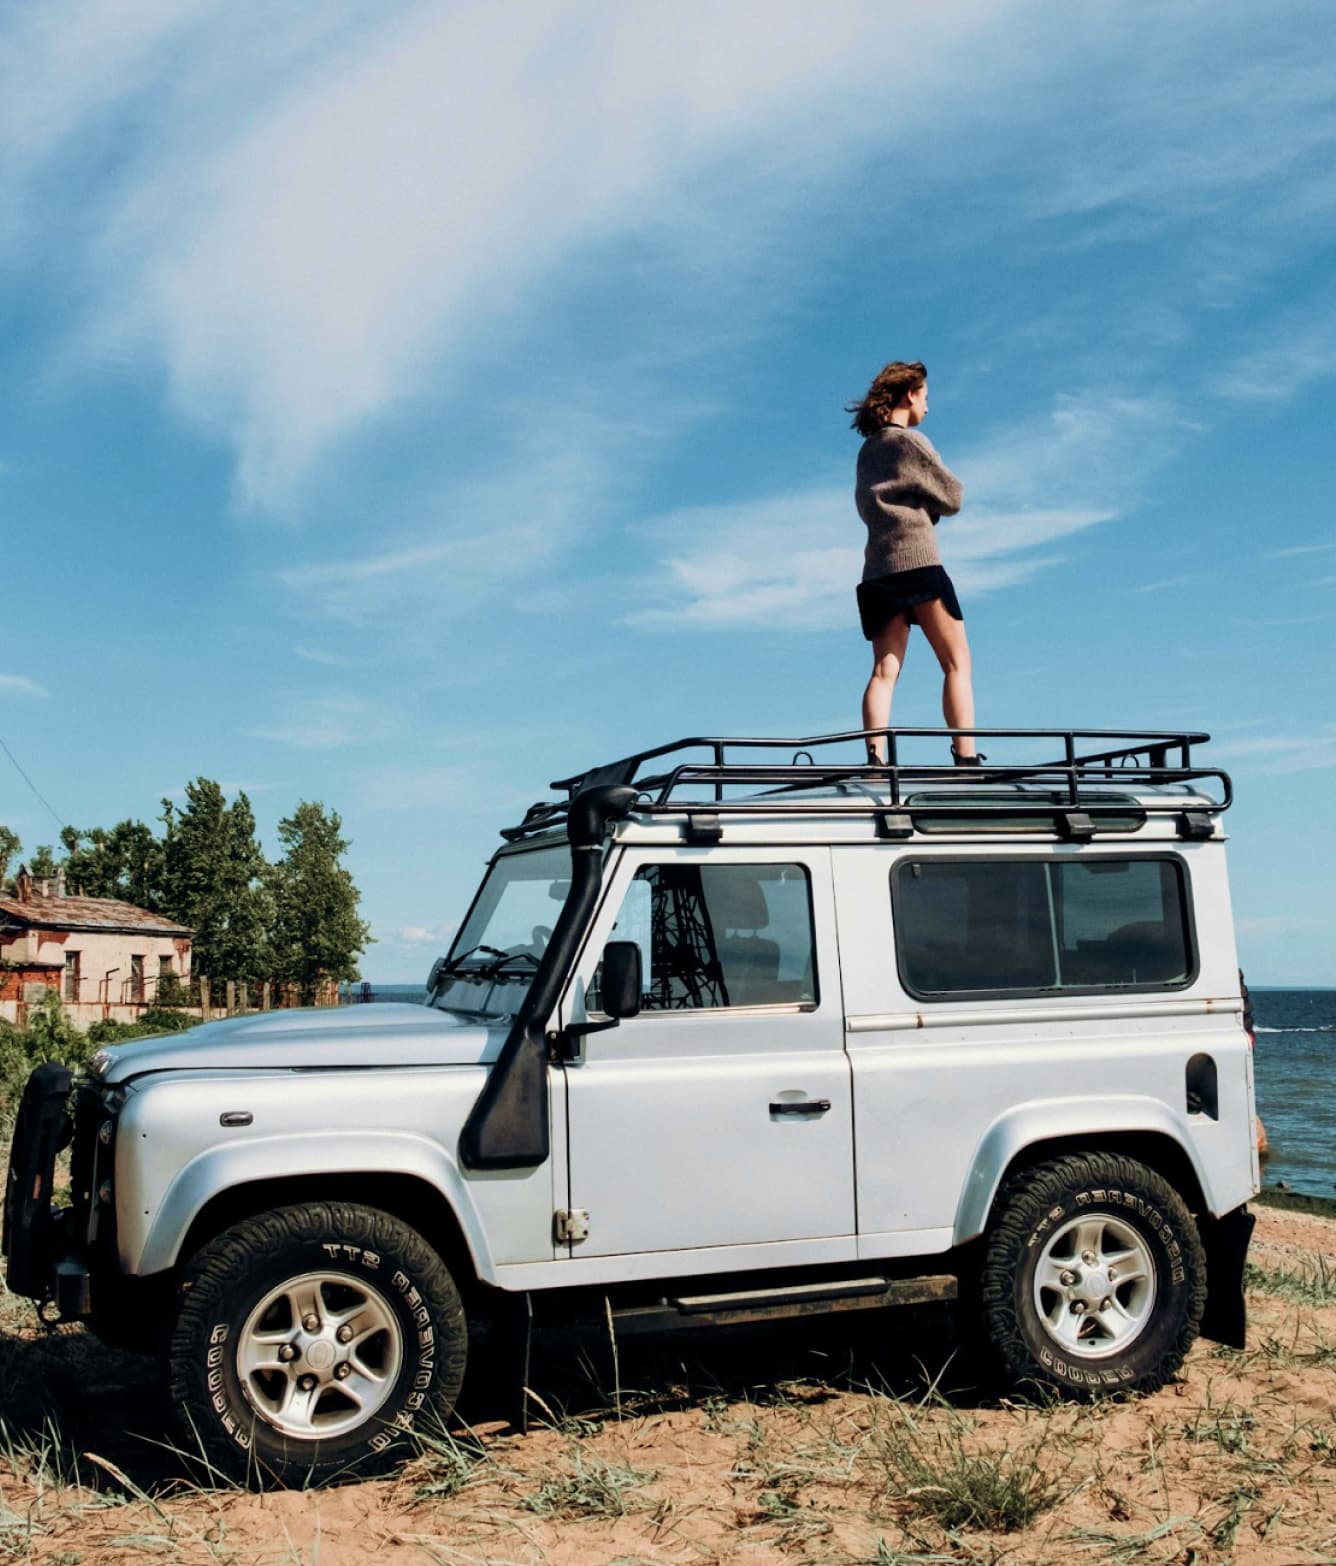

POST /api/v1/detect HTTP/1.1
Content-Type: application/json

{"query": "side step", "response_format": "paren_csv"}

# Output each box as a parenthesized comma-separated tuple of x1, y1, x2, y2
(606, 1274, 957, 1336)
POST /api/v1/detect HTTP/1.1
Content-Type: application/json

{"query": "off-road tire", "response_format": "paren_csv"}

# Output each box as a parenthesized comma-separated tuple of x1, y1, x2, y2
(978, 1152, 1205, 1398)
(168, 1202, 467, 1486)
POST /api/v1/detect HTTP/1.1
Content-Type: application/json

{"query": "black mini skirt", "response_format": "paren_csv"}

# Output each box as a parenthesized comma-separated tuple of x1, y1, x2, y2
(856, 564, 964, 641)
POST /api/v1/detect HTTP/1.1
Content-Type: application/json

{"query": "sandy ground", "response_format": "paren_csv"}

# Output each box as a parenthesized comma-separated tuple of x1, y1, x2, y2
(1, 1204, 1333, 1566)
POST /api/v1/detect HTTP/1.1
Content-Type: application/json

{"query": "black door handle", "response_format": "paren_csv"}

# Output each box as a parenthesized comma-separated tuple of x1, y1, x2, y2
(769, 1099, 831, 1116)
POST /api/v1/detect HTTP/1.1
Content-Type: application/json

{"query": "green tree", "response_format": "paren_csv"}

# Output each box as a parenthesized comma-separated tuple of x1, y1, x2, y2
(61, 820, 165, 908)
(0, 825, 19, 891)
(28, 845, 57, 879)
(268, 802, 370, 1003)
(162, 780, 272, 985)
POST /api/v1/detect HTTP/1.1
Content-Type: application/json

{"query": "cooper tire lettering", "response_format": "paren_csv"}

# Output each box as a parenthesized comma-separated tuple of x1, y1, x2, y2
(974, 1152, 1206, 1401)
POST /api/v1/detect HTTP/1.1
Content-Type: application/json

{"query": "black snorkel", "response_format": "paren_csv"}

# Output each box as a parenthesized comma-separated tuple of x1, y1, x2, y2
(459, 784, 637, 1170)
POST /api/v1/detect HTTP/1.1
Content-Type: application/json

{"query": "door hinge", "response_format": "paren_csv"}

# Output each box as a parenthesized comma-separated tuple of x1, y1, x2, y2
(554, 1208, 590, 1243)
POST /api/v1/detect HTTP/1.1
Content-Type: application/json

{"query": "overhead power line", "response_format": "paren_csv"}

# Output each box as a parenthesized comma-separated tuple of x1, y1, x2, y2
(0, 733, 66, 832)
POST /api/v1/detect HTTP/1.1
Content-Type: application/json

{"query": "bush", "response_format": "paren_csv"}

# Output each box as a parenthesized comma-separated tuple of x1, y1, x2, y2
(137, 1006, 196, 1033)
(0, 994, 94, 1114)
(157, 972, 189, 1006)
(22, 991, 92, 1071)
(86, 1007, 197, 1046)
(86, 1018, 150, 1045)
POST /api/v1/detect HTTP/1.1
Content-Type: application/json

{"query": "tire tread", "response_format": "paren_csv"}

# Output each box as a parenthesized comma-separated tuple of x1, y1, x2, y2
(979, 1152, 1206, 1398)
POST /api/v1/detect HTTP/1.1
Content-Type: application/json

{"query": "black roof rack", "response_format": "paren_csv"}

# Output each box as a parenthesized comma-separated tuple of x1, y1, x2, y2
(499, 727, 1231, 843)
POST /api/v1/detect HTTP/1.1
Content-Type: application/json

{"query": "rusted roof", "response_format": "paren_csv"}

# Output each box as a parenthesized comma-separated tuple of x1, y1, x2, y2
(0, 893, 193, 937)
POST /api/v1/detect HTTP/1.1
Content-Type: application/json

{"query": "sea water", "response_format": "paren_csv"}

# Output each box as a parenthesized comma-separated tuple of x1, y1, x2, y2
(349, 983, 1335, 1197)
(1252, 988, 1336, 1198)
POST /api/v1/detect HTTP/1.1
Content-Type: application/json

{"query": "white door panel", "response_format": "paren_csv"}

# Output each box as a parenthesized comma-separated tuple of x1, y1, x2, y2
(560, 847, 853, 1259)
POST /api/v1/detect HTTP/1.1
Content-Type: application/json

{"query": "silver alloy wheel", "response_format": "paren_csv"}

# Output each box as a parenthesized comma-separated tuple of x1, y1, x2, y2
(236, 1270, 404, 1439)
(1032, 1212, 1157, 1360)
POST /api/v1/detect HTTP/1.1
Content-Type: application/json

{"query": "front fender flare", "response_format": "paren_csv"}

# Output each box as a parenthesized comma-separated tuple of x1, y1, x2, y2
(952, 1095, 1215, 1246)
(124, 1130, 497, 1281)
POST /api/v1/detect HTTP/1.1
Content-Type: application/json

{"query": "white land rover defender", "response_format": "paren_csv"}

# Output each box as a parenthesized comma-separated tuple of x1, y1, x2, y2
(4, 728, 1258, 1485)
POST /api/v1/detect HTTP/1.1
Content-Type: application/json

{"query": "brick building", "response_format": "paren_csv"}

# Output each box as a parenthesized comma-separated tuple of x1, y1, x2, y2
(0, 865, 192, 1028)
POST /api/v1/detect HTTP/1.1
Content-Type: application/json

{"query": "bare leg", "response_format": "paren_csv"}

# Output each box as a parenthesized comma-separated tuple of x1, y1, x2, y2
(915, 598, 977, 757)
(862, 614, 911, 761)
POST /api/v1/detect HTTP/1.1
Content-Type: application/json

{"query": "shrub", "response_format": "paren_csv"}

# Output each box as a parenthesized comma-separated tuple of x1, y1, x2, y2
(137, 1006, 196, 1033)
(86, 1007, 197, 1046)
(0, 995, 94, 1114)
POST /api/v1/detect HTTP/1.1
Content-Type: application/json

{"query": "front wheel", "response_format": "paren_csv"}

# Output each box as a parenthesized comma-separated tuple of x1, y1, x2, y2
(168, 1202, 467, 1485)
(977, 1152, 1206, 1397)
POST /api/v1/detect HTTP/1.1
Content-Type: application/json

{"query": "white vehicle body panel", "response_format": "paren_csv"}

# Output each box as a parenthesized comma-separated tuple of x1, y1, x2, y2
(116, 1065, 554, 1277)
(556, 845, 855, 1258)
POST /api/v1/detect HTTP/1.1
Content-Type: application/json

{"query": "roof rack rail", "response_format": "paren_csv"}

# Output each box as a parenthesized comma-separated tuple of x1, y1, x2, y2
(499, 727, 1231, 843)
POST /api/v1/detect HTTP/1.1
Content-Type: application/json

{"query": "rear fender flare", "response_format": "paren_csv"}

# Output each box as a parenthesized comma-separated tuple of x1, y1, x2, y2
(953, 1096, 1214, 1245)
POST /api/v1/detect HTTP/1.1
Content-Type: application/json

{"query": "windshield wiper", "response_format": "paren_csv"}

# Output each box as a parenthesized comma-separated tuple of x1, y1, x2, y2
(471, 950, 541, 983)
(435, 943, 509, 983)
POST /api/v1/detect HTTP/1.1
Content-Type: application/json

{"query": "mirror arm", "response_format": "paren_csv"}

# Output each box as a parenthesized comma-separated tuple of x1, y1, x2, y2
(562, 1016, 620, 1041)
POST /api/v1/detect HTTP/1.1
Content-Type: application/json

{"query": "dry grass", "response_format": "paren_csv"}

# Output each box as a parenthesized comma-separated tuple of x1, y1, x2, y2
(0, 1206, 1331, 1564)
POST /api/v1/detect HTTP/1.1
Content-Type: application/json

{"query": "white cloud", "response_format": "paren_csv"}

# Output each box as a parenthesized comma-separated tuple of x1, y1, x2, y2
(0, 674, 49, 698)
(392, 923, 455, 947)
(244, 695, 396, 750)
(625, 394, 1184, 631)
(1212, 732, 1336, 774)
(294, 644, 370, 668)
(1264, 541, 1336, 559)
(2, 1, 1007, 506)
(4, 1, 1333, 553)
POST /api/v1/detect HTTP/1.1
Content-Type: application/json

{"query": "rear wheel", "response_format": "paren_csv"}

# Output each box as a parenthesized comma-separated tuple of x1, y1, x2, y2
(978, 1152, 1205, 1396)
(169, 1202, 467, 1485)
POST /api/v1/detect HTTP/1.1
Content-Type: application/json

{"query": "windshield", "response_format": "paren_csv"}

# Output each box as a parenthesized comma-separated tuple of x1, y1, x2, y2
(428, 845, 568, 1019)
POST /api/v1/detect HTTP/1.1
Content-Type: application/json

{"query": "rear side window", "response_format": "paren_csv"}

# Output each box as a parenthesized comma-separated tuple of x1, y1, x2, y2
(601, 862, 817, 1011)
(892, 856, 1192, 998)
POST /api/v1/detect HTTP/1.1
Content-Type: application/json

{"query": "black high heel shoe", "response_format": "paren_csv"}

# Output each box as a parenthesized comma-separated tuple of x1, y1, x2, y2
(951, 748, 985, 766)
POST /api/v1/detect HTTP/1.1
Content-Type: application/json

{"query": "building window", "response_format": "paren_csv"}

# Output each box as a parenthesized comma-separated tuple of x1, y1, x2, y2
(64, 951, 80, 1003)
(130, 954, 145, 1003)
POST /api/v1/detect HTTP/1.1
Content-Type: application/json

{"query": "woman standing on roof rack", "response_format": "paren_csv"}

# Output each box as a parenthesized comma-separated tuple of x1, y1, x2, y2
(849, 360, 980, 766)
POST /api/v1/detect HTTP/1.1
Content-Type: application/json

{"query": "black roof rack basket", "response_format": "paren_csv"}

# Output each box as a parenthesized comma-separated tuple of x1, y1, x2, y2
(499, 726, 1231, 843)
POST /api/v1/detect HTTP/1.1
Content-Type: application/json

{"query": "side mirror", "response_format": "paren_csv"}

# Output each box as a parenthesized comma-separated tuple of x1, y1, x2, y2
(601, 941, 643, 1019)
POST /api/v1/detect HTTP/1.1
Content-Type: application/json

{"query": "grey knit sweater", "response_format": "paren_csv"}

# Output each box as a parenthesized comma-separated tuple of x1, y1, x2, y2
(855, 425, 964, 579)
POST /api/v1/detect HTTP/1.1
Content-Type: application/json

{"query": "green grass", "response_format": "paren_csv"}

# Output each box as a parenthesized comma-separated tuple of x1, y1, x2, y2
(1245, 1253, 1336, 1305)
(520, 1444, 657, 1520)
(870, 1400, 1066, 1534)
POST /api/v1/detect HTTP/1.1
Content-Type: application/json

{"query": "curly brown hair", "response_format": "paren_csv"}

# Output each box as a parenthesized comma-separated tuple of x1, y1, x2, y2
(846, 360, 927, 438)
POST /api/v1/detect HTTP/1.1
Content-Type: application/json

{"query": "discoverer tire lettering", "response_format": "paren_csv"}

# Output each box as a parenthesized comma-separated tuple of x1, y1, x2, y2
(978, 1152, 1206, 1398)
(168, 1202, 467, 1486)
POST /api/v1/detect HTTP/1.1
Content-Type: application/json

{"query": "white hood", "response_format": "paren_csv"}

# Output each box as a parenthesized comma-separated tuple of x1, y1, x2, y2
(95, 1003, 504, 1083)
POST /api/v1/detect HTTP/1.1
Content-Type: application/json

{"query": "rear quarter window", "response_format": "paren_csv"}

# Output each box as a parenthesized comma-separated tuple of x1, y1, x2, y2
(891, 855, 1194, 999)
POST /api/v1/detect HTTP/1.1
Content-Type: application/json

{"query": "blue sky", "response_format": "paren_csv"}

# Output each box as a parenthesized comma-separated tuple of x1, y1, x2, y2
(1, 1, 1334, 983)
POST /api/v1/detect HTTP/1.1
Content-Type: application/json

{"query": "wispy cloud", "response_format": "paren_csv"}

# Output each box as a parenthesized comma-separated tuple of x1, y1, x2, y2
(293, 644, 371, 669)
(1264, 541, 1336, 559)
(1212, 731, 1336, 774)
(274, 427, 611, 629)
(1134, 576, 1200, 594)
(244, 695, 396, 750)
(2, 3, 1007, 506)
(0, 674, 49, 698)
(625, 393, 1187, 631)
